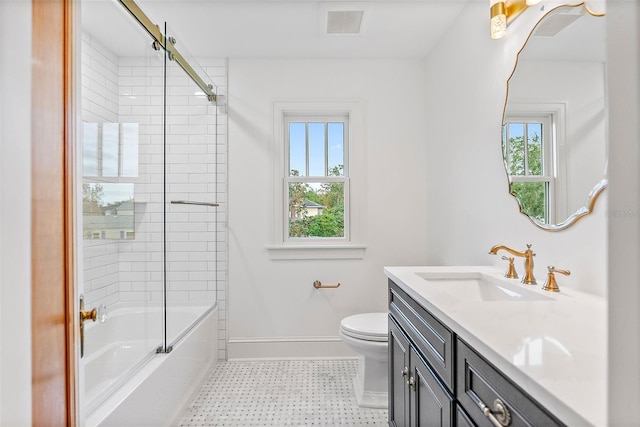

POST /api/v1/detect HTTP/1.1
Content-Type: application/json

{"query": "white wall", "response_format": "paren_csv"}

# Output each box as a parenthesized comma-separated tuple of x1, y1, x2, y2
(424, 0, 639, 424)
(607, 1, 640, 424)
(0, 1, 32, 425)
(423, 2, 607, 297)
(227, 59, 430, 358)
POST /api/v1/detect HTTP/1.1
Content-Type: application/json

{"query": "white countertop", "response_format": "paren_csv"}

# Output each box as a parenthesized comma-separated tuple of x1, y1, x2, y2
(384, 265, 607, 427)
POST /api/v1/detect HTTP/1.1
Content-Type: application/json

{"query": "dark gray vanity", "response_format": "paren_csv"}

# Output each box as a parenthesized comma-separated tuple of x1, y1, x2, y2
(388, 279, 565, 427)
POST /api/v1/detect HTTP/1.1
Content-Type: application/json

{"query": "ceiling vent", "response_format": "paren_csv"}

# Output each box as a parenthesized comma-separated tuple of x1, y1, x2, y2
(326, 10, 364, 34)
(533, 9, 583, 37)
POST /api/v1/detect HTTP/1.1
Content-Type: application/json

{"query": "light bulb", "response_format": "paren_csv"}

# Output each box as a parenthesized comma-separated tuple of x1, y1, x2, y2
(490, 0, 507, 39)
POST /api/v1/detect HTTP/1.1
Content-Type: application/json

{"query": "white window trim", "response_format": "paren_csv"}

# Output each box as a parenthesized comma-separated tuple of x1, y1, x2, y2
(268, 101, 366, 260)
(505, 102, 566, 224)
(283, 114, 349, 244)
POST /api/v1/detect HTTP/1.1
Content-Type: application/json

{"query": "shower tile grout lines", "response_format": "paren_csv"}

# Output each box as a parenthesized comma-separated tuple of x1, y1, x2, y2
(175, 359, 388, 426)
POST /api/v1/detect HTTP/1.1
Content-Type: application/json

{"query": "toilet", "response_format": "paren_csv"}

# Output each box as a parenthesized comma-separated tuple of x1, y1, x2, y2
(339, 312, 389, 409)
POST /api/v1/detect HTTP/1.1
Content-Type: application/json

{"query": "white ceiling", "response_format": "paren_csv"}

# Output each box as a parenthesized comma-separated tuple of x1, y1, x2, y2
(81, 0, 471, 59)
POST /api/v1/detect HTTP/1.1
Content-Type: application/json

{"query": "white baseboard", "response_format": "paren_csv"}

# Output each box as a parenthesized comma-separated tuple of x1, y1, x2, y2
(227, 336, 358, 359)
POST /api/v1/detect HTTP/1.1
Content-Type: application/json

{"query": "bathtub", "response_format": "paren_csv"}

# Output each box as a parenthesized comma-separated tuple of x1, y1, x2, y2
(83, 303, 218, 427)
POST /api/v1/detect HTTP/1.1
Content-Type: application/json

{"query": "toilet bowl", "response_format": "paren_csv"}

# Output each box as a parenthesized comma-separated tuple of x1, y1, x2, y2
(339, 312, 388, 409)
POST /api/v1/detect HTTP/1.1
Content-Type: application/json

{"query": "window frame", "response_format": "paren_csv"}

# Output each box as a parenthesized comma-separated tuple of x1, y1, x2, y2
(269, 101, 366, 260)
(504, 103, 566, 225)
(284, 114, 350, 243)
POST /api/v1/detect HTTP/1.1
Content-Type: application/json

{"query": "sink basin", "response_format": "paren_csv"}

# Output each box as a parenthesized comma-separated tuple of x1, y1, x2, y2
(415, 271, 553, 302)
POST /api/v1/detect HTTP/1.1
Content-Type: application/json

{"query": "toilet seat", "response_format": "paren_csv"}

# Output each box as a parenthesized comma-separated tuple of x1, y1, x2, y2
(340, 313, 388, 342)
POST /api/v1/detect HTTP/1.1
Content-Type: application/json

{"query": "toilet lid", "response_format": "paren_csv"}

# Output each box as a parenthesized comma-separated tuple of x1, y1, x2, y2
(340, 313, 388, 342)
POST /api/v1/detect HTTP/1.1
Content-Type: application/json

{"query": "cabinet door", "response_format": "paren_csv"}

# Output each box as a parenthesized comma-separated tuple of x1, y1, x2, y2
(410, 347, 454, 427)
(389, 316, 410, 427)
(456, 404, 477, 427)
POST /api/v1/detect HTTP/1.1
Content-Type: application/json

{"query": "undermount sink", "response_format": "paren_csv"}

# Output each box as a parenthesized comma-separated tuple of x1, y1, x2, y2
(415, 271, 554, 302)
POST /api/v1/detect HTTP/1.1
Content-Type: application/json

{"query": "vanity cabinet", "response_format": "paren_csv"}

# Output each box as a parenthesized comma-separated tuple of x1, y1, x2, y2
(388, 279, 565, 427)
(389, 316, 453, 427)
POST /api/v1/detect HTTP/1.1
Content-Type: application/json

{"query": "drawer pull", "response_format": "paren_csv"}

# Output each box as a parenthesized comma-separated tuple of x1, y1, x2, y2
(401, 367, 409, 379)
(479, 398, 512, 427)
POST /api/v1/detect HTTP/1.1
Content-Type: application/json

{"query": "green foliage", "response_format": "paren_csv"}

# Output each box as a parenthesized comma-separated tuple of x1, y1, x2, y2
(288, 166, 345, 238)
(505, 132, 546, 223)
(82, 183, 104, 215)
(510, 182, 546, 223)
(505, 134, 542, 176)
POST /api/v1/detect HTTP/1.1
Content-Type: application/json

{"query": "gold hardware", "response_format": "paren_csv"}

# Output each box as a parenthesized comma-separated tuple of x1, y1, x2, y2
(480, 398, 512, 427)
(117, 0, 217, 103)
(81, 308, 97, 323)
(313, 280, 341, 289)
(542, 266, 570, 292)
(489, 244, 536, 285)
(79, 297, 107, 358)
(501, 256, 518, 279)
(79, 295, 97, 358)
(490, 0, 529, 40)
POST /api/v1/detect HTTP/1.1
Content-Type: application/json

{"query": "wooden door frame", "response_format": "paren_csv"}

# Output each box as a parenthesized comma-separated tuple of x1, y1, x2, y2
(31, 0, 77, 425)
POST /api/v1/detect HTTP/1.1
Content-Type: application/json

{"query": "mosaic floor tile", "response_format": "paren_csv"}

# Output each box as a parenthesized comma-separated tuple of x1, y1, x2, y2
(175, 359, 388, 426)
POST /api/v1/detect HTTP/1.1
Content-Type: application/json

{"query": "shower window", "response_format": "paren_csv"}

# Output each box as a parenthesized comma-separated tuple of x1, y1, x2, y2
(284, 115, 349, 241)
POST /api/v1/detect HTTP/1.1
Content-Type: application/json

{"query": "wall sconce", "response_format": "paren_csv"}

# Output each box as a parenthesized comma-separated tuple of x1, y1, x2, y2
(490, 0, 534, 39)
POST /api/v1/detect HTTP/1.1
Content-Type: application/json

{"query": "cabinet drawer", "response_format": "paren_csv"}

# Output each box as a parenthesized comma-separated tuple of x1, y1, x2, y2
(456, 338, 564, 427)
(389, 279, 454, 391)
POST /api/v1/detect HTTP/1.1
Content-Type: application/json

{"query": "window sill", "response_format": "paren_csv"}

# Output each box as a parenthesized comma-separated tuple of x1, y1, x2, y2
(266, 244, 367, 260)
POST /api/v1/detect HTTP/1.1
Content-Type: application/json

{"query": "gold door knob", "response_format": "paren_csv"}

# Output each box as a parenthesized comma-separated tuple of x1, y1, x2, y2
(80, 308, 97, 323)
(79, 295, 98, 358)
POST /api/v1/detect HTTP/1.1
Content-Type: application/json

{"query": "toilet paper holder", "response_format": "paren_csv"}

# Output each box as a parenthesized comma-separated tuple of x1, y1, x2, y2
(313, 280, 341, 289)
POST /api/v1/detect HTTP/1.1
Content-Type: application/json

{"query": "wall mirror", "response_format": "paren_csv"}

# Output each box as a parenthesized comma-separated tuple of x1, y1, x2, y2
(502, 3, 606, 231)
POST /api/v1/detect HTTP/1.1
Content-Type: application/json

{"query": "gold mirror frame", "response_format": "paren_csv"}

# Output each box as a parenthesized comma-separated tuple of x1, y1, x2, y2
(502, 2, 607, 231)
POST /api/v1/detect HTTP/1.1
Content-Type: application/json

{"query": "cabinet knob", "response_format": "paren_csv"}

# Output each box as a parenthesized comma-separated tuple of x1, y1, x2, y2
(401, 367, 409, 379)
(408, 376, 416, 390)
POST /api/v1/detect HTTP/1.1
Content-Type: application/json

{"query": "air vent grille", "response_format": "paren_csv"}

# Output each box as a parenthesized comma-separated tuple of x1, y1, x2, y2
(326, 10, 364, 34)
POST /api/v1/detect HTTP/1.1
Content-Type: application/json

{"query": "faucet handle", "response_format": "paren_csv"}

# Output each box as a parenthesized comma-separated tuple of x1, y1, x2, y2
(526, 243, 536, 256)
(542, 266, 570, 292)
(501, 256, 519, 279)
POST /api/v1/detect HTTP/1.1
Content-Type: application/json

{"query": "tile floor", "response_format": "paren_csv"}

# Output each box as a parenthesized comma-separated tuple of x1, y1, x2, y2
(175, 359, 389, 426)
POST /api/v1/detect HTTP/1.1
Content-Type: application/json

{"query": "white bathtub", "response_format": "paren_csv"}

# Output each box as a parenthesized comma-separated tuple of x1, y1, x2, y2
(83, 303, 218, 427)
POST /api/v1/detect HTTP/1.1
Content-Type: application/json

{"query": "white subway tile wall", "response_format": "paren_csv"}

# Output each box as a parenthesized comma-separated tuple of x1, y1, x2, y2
(81, 32, 228, 359)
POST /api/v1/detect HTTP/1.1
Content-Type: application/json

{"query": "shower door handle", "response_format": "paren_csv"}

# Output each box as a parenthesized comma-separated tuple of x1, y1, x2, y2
(170, 200, 219, 207)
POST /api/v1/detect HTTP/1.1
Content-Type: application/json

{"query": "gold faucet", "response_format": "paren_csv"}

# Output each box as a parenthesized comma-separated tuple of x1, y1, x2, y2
(542, 266, 570, 292)
(489, 243, 536, 285)
(501, 256, 519, 279)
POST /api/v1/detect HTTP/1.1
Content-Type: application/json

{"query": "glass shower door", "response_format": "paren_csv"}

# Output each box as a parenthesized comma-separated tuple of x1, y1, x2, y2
(79, 0, 165, 415)
(78, 4, 221, 422)
(163, 26, 219, 346)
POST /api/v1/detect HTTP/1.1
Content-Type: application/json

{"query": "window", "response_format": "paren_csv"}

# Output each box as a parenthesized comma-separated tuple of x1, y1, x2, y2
(285, 115, 349, 241)
(269, 101, 366, 260)
(503, 114, 555, 224)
